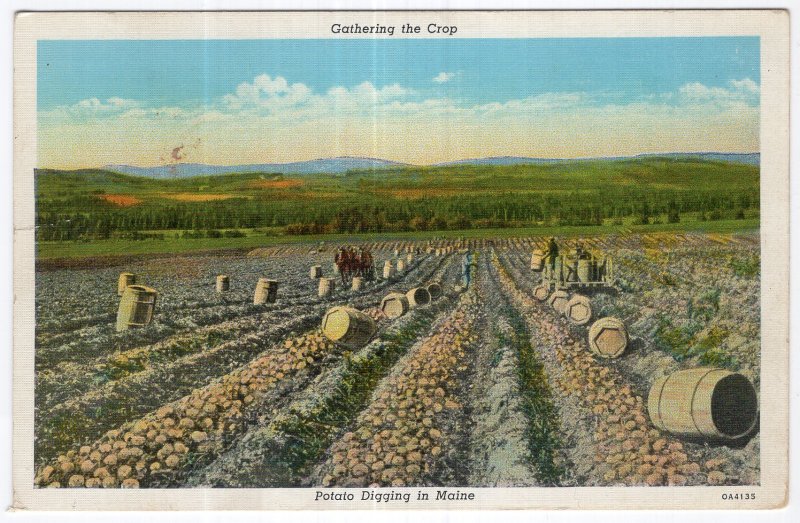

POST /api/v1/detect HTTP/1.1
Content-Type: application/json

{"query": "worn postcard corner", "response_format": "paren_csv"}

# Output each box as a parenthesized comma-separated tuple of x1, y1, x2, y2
(12, 9, 790, 511)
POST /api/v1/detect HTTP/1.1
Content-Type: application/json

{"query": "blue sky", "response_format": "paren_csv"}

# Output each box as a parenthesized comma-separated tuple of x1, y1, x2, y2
(37, 37, 760, 167)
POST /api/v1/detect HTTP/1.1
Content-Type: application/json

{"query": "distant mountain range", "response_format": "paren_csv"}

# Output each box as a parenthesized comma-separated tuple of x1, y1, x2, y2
(104, 152, 759, 178)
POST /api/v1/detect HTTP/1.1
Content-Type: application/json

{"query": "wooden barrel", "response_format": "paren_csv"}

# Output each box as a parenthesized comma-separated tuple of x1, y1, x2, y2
(117, 273, 136, 296)
(254, 279, 279, 304)
(577, 259, 591, 282)
(406, 287, 431, 308)
(396, 259, 406, 272)
(406, 253, 414, 263)
(309, 265, 323, 279)
(351, 276, 364, 291)
(530, 250, 544, 272)
(116, 285, 157, 332)
(426, 283, 443, 300)
(380, 292, 409, 319)
(216, 275, 230, 292)
(565, 294, 592, 325)
(383, 261, 395, 279)
(533, 284, 549, 301)
(548, 290, 570, 314)
(394, 248, 400, 257)
(318, 277, 336, 297)
(332, 262, 340, 275)
(648, 368, 758, 441)
(587, 317, 628, 359)
(321, 306, 377, 348)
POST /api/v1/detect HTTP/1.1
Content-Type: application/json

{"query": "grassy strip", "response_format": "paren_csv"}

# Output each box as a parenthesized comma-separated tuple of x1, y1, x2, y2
(269, 306, 442, 479)
(492, 285, 565, 485)
(37, 218, 759, 261)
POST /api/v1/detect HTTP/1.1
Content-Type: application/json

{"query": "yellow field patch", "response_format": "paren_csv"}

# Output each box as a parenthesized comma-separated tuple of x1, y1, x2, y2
(98, 194, 143, 207)
(249, 179, 305, 189)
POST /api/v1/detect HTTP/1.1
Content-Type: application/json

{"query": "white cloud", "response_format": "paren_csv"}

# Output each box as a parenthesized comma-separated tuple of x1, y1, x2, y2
(678, 78, 759, 103)
(433, 71, 458, 83)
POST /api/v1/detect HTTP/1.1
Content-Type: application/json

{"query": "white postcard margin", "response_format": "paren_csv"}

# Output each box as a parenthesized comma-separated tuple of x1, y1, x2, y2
(11, 9, 790, 511)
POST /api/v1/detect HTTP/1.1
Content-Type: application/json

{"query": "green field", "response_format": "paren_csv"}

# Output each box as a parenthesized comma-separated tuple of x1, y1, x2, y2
(35, 157, 759, 260)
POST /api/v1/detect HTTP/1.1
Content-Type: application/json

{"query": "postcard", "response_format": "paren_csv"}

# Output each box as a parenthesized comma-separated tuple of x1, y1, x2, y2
(12, 9, 790, 510)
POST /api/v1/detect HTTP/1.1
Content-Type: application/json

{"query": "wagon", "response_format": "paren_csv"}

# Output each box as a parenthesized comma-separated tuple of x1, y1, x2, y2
(538, 250, 615, 292)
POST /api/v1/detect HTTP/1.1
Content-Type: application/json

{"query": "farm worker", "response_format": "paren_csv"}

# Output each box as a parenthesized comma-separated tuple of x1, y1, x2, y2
(544, 237, 559, 269)
(461, 250, 473, 287)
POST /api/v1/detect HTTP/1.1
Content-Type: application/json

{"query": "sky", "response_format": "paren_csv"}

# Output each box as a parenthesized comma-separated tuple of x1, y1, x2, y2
(37, 38, 760, 168)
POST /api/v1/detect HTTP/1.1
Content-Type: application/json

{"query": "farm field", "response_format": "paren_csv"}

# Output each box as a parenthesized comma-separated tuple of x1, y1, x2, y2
(33, 231, 760, 489)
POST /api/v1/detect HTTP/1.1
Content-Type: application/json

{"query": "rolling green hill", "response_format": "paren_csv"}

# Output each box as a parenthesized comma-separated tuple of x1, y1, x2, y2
(35, 157, 759, 258)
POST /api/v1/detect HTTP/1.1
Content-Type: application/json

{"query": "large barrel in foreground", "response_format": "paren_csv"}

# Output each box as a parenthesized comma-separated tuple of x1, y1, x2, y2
(116, 285, 157, 332)
(254, 279, 279, 304)
(322, 306, 377, 349)
(648, 368, 758, 441)
(587, 317, 628, 359)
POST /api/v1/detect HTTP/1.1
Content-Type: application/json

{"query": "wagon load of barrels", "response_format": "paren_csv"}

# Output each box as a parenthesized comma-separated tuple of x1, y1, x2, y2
(426, 282, 443, 301)
(380, 292, 410, 319)
(254, 279, 279, 304)
(321, 306, 377, 349)
(647, 368, 758, 442)
(216, 275, 230, 293)
(117, 273, 136, 296)
(116, 285, 157, 332)
(565, 294, 592, 325)
(318, 277, 336, 297)
(405, 287, 431, 308)
(587, 317, 628, 359)
(548, 290, 570, 314)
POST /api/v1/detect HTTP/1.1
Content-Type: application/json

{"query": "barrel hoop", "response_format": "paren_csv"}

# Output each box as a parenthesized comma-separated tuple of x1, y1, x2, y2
(689, 368, 718, 437)
(654, 372, 674, 431)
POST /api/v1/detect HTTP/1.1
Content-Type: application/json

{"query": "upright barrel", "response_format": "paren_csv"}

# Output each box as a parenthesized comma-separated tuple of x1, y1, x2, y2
(381, 292, 409, 319)
(406, 287, 431, 308)
(406, 253, 414, 264)
(577, 259, 591, 282)
(565, 294, 592, 325)
(254, 279, 279, 304)
(216, 275, 230, 293)
(587, 317, 628, 359)
(318, 277, 336, 297)
(116, 285, 157, 332)
(321, 306, 377, 349)
(647, 368, 758, 441)
(383, 260, 395, 279)
(117, 273, 136, 296)
(351, 276, 364, 291)
(548, 290, 570, 314)
(530, 250, 544, 272)
(426, 282, 443, 301)
(309, 265, 323, 279)
(396, 259, 406, 272)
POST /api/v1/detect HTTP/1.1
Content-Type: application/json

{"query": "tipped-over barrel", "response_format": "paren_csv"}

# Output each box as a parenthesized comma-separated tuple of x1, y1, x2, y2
(381, 292, 409, 319)
(533, 284, 549, 301)
(587, 317, 628, 359)
(216, 275, 230, 292)
(117, 273, 136, 296)
(530, 250, 544, 272)
(548, 290, 570, 314)
(309, 265, 323, 279)
(648, 368, 758, 441)
(566, 294, 592, 325)
(351, 276, 364, 291)
(116, 285, 157, 332)
(254, 279, 279, 304)
(426, 282, 443, 300)
(318, 277, 336, 297)
(321, 306, 377, 349)
(406, 287, 431, 308)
